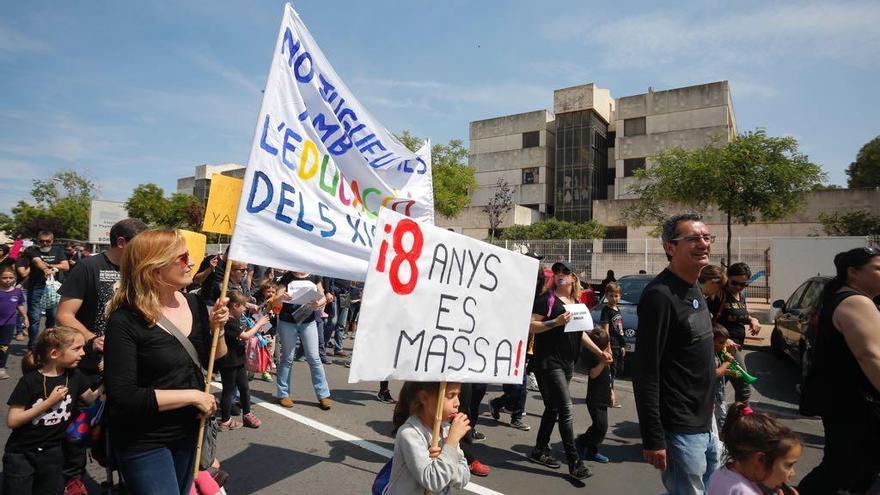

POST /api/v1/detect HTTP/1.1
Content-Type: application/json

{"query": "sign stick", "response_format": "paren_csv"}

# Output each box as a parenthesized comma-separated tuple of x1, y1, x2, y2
(194, 256, 234, 478)
(424, 381, 447, 495)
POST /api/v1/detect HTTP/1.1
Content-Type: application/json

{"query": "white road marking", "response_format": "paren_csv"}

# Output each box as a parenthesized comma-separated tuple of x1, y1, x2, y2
(210, 382, 505, 495)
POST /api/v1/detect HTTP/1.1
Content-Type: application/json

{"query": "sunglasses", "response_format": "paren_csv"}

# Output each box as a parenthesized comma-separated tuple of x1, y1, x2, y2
(175, 251, 191, 268)
(38, 239, 53, 245)
(554, 268, 572, 276)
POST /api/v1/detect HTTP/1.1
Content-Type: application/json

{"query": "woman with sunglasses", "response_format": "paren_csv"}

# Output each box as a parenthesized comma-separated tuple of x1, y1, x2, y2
(104, 230, 229, 495)
(798, 247, 880, 495)
(708, 262, 760, 404)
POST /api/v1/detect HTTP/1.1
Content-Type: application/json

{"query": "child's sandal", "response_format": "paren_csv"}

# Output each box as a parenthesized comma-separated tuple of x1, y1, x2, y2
(243, 412, 261, 428)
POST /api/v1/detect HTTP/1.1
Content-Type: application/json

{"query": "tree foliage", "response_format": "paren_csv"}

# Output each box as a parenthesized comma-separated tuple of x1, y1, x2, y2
(818, 210, 880, 236)
(0, 170, 97, 240)
(125, 184, 202, 229)
(846, 135, 880, 188)
(397, 130, 477, 218)
(500, 218, 605, 240)
(622, 129, 824, 261)
(483, 178, 513, 240)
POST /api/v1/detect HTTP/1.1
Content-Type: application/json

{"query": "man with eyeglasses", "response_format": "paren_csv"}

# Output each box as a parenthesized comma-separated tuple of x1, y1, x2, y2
(633, 213, 718, 495)
(20, 231, 69, 350)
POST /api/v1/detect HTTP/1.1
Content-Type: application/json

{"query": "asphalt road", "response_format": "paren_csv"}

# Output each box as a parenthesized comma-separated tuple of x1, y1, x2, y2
(0, 331, 825, 495)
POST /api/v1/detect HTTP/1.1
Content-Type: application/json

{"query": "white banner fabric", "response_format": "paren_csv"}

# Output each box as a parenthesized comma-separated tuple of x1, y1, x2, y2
(229, 4, 434, 281)
(348, 208, 539, 385)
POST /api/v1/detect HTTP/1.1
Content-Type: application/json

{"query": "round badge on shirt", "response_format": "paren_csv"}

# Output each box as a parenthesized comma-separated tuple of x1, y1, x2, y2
(692, 299, 699, 310)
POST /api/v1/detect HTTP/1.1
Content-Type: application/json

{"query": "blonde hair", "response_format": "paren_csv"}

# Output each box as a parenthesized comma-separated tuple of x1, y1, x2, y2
(22, 326, 82, 373)
(105, 229, 186, 326)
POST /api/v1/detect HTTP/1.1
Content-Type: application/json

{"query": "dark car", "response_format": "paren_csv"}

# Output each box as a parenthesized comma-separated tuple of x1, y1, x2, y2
(590, 274, 654, 370)
(770, 276, 831, 382)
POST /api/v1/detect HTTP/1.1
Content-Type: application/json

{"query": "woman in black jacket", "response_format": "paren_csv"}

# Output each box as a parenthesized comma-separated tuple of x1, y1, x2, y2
(104, 229, 229, 495)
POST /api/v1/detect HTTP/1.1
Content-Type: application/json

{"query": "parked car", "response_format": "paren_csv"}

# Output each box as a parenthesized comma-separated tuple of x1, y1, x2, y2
(770, 276, 831, 382)
(590, 274, 653, 372)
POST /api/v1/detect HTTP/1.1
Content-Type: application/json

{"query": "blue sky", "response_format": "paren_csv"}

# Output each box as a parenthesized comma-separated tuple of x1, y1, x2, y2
(2, 0, 878, 214)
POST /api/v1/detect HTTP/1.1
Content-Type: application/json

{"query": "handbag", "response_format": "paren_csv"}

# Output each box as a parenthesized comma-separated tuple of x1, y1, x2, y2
(40, 274, 61, 312)
(372, 459, 393, 495)
(66, 395, 106, 446)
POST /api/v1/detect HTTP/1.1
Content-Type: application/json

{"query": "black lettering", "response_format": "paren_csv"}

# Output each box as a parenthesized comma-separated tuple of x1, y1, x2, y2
(449, 336, 469, 372)
(494, 340, 513, 377)
(429, 243, 448, 281)
(435, 294, 457, 332)
(393, 330, 425, 371)
(469, 337, 489, 373)
(446, 248, 466, 286)
(479, 254, 501, 292)
(465, 250, 484, 288)
(461, 296, 476, 333)
(424, 335, 448, 373)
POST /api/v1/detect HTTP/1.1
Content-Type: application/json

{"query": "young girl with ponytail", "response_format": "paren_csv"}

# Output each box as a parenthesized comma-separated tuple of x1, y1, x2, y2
(3, 327, 100, 495)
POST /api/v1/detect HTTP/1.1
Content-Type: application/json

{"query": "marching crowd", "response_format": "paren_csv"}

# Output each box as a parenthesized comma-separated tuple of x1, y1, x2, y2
(0, 213, 878, 495)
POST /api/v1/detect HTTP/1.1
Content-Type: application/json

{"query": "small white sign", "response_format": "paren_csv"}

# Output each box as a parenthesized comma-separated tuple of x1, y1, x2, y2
(563, 304, 594, 333)
(88, 200, 128, 245)
(285, 280, 320, 305)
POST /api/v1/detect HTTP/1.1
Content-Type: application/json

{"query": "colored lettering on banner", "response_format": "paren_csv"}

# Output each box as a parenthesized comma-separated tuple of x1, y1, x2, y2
(348, 208, 538, 385)
(202, 175, 244, 235)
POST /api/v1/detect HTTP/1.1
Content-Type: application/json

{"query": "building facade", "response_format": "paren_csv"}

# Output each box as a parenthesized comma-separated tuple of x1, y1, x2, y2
(437, 81, 737, 239)
(177, 163, 245, 203)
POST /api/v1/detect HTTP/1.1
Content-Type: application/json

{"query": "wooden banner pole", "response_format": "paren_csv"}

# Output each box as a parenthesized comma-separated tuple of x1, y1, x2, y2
(194, 256, 234, 478)
(425, 381, 448, 495)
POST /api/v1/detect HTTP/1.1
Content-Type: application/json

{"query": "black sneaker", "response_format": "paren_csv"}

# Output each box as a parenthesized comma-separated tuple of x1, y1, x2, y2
(528, 450, 561, 469)
(489, 399, 502, 421)
(469, 430, 486, 443)
(510, 419, 531, 431)
(377, 390, 396, 404)
(568, 460, 592, 480)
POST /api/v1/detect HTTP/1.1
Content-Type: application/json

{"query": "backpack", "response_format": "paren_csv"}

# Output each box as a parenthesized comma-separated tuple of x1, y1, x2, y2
(372, 459, 393, 495)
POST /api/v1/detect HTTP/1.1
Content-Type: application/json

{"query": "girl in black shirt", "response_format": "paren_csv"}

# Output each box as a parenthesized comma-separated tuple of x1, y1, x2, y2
(104, 230, 228, 495)
(217, 292, 268, 430)
(4, 326, 99, 495)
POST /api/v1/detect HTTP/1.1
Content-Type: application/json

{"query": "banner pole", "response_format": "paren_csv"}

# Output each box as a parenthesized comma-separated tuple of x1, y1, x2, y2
(424, 381, 447, 495)
(194, 256, 234, 478)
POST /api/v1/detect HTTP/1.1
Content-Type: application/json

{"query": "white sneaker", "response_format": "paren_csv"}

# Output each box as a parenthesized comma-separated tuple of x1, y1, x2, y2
(526, 372, 539, 391)
(0, 369, 9, 380)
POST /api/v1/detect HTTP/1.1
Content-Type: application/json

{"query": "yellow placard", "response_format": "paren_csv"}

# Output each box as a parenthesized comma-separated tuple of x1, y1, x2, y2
(179, 230, 207, 268)
(201, 174, 244, 235)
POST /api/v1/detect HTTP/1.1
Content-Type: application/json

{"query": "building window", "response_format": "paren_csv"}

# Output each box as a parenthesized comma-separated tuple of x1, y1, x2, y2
(522, 167, 538, 184)
(607, 131, 616, 147)
(624, 158, 646, 177)
(606, 168, 616, 185)
(522, 131, 540, 148)
(624, 117, 646, 136)
(603, 226, 627, 254)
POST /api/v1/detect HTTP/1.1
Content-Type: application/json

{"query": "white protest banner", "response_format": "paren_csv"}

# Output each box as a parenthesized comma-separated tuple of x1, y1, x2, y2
(229, 4, 434, 281)
(88, 200, 128, 244)
(562, 303, 594, 333)
(348, 208, 539, 385)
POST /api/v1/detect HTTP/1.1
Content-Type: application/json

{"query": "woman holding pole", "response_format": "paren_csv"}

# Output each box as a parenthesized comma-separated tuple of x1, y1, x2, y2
(104, 229, 229, 495)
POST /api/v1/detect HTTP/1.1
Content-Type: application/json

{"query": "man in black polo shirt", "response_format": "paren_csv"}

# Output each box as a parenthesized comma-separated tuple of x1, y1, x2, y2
(633, 213, 718, 495)
(22, 230, 69, 349)
(55, 218, 148, 493)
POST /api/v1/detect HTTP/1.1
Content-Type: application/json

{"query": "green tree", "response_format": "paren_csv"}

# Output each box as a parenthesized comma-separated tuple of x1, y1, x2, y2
(846, 136, 880, 188)
(0, 170, 97, 239)
(125, 184, 202, 229)
(622, 129, 824, 262)
(397, 130, 477, 218)
(818, 210, 880, 236)
(500, 218, 605, 240)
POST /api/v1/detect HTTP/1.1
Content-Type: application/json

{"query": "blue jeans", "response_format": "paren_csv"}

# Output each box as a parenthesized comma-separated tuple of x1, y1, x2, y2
(26, 286, 56, 349)
(114, 436, 196, 495)
(662, 430, 718, 495)
(491, 359, 529, 422)
(276, 319, 330, 400)
(324, 302, 344, 352)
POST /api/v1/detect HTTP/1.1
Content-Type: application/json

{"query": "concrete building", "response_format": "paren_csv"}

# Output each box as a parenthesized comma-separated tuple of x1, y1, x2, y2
(437, 81, 737, 239)
(177, 163, 245, 203)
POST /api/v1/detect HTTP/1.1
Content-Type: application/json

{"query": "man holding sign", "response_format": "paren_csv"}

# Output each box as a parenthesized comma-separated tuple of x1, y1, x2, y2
(527, 261, 611, 481)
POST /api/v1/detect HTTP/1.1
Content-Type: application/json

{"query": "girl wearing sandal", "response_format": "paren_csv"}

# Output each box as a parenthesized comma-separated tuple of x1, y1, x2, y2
(217, 292, 266, 430)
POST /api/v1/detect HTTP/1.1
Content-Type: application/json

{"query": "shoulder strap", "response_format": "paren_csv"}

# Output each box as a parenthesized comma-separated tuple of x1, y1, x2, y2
(546, 291, 556, 318)
(157, 314, 204, 374)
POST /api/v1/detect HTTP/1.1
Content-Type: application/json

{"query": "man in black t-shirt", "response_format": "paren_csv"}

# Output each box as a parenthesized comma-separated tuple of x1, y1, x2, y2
(633, 213, 718, 494)
(23, 231, 69, 350)
(55, 218, 147, 488)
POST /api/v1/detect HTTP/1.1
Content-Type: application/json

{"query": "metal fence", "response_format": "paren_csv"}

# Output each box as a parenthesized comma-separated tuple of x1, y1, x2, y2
(491, 238, 773, 300)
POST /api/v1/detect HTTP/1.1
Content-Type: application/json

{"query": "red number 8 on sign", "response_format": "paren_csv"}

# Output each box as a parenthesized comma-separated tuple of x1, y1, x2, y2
(376, 219, 424, 295)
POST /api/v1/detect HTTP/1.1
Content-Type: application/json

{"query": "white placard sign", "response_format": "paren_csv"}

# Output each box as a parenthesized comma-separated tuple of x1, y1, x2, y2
(228, 4, 434, 282)
(88, 200, 128, 244)
(562, 303, 594, 333)
(348, 208, 539, 384)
